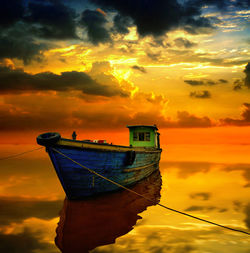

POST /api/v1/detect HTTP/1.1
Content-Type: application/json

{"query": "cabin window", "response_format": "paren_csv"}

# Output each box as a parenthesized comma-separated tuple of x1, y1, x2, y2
(133, 132, 150, 141)
(145, 132, 150, 141)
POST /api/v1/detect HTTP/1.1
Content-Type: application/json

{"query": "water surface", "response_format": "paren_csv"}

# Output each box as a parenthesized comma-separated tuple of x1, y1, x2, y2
(0, 145, 249, 252)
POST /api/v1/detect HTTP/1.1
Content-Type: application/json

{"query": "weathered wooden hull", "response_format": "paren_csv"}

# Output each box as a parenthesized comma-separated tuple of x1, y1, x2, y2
(46, 139, 161, 199)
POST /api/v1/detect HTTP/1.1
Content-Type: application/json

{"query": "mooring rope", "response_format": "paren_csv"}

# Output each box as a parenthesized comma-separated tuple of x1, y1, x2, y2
(52, 148, 250, 236)
(0, 147, 43, 161)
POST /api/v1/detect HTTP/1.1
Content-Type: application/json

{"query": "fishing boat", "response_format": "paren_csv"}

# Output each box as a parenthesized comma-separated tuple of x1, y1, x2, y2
(37, 125, 162, 199)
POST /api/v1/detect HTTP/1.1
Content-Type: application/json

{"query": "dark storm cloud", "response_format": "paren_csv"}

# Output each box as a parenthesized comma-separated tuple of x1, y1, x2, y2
(234, 0, 250, 8)
(190, 90, 211, 99)
(0, 66, 128, 97)
(0, 196, 61, 225)
(182, 16, 214, 35)
(90, 0, 217, 37)
(0, 24, 48, 64)
(79, 9, 111, 44)
(221, 103, 250, 126)
(244, 62, 250, 88)
(0, 0, 78, 40)
(174, 38, 197, 48)
(25, 0, 78, 39)
(131, 65, 147, 73)
(0, 1, 79, 63)
(113, 14, 133, 35)
(0, 0, 25, 28)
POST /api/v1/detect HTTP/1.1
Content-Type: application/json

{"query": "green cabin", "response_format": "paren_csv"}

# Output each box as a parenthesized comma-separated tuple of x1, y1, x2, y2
(127, 125, 160, 148)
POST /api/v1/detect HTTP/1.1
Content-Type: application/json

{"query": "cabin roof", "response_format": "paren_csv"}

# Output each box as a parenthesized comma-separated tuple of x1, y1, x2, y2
(126, 125, 158, 130)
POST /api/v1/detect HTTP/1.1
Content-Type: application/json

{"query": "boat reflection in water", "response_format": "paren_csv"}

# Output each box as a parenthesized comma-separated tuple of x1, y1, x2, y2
(55, 170, 162, 253)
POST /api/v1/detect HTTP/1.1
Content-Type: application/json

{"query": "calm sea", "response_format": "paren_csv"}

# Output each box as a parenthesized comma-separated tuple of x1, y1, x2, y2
(0, 145, 249, 252)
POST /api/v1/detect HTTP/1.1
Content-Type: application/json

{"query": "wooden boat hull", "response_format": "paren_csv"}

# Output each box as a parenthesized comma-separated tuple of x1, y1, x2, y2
(47, 142, 161, 199)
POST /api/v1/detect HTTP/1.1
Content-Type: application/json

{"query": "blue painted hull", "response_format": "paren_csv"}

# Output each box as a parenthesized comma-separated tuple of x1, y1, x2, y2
(47, 145, 161, 199)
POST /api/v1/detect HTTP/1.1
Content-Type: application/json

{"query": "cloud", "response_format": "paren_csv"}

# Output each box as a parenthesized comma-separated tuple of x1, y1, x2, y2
(162, 161, 213, 178)
(113, 14, 133, 35)
(0, 59, 215, 132)
(0, 1, 79, 63)
(185, 79, 227, 86)
(0, 66, 128, 97)
(0, 0, 24, 28)
(0, 90, 165, 131)
(190, 90, 211, 99)
(0, 229, 52, 253)
(244, 62, 250, 88)
(174, 38, 197, 48)
(185, 205, 217, 212)
(79, 9, 111, 44)
(188, 0, 249, 11)
(24, 1, 78, 40)
(221, 103, 250, 126)
(131, 65, 147, 73)
(174, 111, 213, 128)
(234, 0, 250, 8)
(73, 108, 214, 130)
(233, 79, 243, 90)
(0, 96, 72, 131)
(168, 50, 248, 68)
(0, 90, 216, 131)
(90, 0, 217, 37)
(222, 164, 250, 187)
(233, 200, 243, 212)
(0, 196, 61, 225)
(184, 80, 205, 86)
(89, 61, 112, 75)
(130, 110, 214, 129)
(218, 79, 228, 84)
(0, 24, 48, 64)
(232, 62, 250, 90)
(244, 203, 250, 229)
(146, 51, 162, 61)
(190, 192, 211, 201)
(182, 16, 214, 35)
(185, 205, 228, 213)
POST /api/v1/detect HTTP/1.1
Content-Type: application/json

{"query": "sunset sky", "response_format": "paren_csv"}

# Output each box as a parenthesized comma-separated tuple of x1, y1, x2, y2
(0, 2, 250, 252)
(0, 0, 250, 145)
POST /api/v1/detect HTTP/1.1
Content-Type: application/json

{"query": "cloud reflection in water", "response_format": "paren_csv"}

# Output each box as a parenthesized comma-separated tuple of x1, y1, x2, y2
(0, 147, 249, 252)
